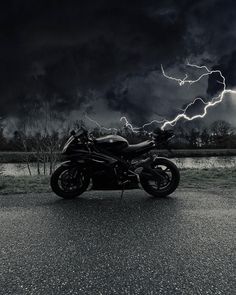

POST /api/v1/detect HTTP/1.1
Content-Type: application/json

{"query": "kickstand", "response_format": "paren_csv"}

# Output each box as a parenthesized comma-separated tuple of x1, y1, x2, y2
(120, 187, 124, 201)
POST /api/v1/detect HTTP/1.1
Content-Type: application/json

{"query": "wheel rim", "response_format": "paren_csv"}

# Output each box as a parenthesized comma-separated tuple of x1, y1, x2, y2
(58, 168, 86, 193)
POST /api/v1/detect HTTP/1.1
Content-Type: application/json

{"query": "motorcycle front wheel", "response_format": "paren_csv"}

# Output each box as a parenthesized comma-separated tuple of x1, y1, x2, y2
(50, 165, 90, 199)
(140, 158, 180, 198)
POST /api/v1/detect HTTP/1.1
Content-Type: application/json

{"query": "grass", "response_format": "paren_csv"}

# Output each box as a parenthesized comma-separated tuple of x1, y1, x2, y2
(0, 152, 38, 163)
(167, 149, 236, 157)
(0, 168, 236, 195)
(180, 168, 236, 189)
(0, 175, 51, 195)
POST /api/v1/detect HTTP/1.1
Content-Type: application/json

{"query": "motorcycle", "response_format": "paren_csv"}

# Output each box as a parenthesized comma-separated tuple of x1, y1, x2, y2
(50, 127, 180, 199)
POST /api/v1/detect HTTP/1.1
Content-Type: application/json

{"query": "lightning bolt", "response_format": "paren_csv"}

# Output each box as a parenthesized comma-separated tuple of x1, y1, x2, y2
(85, 114, 118, 133)
(120, 116, 166, 133)
(160, 61, 236, 129)
(86, 114, 165, 133)
(85, 61, 236, 132)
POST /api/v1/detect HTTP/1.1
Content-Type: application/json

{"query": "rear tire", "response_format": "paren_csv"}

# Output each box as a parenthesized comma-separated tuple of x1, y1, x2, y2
(140, 158, 180, 198)
(50, 165, 90, 199)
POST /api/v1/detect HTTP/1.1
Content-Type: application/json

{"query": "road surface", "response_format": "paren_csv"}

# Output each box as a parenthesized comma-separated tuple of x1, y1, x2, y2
(0, 189, 235, 294)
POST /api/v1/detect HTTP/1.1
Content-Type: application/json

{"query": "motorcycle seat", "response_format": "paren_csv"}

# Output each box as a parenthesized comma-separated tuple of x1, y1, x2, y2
(122, 140, 154, 154)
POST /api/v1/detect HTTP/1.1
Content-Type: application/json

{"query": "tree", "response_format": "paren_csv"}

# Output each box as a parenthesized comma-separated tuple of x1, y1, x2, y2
(13, 129, 33, 175)
(187, 128, 201, 148)
(0, 117, 7, 151)
(210, 120, 234, 148)
(0, 128, 7, 151)
(200, 128, 210, 147)
(32, 101, 63, 175)
(210, 120, 233, 137)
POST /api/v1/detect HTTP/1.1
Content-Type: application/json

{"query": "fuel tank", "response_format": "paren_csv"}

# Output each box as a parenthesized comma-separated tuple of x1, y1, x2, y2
(94, 135, 128, 153)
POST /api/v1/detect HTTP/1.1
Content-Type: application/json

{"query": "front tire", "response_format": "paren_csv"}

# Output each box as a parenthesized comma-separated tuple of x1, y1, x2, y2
(140, 158, 180, 198)
(50, 165, 90, 199)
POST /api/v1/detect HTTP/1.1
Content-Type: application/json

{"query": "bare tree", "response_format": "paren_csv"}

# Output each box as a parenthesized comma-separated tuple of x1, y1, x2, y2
(210, 120, 234, 147)
(30, 101, 64, 175)
(200, 128, 211, 147)
(0, 163, 4, 175)
(14, 130, 32, 175)
(210, 120, 233, 137)
(8, 100, 63, 176)
(0, 117, 7, 151)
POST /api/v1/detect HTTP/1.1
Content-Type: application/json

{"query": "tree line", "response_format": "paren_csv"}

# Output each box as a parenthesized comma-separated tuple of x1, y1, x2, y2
(0, 115, 236, 176)
(1, 118, 236, 152)
(170, 120, 236, 149)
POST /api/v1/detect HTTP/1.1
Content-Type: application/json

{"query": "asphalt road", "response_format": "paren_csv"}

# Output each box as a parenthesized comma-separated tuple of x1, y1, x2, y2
(0, 188, 235, 295)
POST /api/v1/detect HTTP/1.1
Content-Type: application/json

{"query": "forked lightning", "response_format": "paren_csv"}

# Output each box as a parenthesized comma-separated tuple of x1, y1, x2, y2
(86, 62, 236, 132)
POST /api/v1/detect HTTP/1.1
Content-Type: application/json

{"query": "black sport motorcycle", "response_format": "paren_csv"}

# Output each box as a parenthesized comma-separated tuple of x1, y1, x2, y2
(50, 128, 180, 199)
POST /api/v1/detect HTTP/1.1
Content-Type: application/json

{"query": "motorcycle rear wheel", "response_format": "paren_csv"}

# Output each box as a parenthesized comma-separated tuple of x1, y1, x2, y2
(140, 158, 180, 198)
(50, 165, 90, 199)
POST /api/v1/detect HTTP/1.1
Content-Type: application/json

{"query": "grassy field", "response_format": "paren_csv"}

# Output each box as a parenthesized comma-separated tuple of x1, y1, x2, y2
(0, 168, 236, 195)
(0, 152, 51, 163)
(1, 149, 236, 163)
(0, 175, 50, 195)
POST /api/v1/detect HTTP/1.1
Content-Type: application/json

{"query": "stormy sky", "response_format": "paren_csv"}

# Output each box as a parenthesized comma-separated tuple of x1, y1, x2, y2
(1, 0, 236, 129)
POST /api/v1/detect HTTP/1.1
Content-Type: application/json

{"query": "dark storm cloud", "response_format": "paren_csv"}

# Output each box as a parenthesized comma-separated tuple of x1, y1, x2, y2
(0, 0, 236, 125)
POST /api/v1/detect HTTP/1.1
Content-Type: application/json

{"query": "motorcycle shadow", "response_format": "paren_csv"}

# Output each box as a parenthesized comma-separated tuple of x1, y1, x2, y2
(46, 189, 179, 216)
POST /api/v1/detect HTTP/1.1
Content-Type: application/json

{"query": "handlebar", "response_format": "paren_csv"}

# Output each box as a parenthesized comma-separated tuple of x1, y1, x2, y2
(70, 128, 94, 143)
